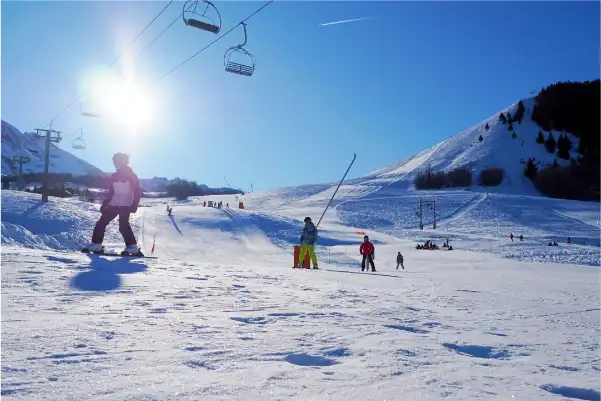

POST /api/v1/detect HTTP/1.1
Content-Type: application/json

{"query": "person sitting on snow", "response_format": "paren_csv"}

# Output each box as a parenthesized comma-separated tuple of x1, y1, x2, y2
(296, 217, 319, 269)
(85, 152, 141, 255)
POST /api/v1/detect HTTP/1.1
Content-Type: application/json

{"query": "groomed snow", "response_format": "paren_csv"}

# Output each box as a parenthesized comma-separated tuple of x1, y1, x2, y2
(1, 189, 599, 400)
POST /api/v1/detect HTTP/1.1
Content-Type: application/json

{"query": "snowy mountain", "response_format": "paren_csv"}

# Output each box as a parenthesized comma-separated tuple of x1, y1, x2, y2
(1, 120, 104, 176)
(2, 83, 599, 400)
(360, 97, 581, 197)
(250, 96, 587, 211)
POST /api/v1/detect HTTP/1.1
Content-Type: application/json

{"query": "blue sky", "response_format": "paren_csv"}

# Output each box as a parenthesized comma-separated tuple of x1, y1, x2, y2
(2, 1, 599, 191)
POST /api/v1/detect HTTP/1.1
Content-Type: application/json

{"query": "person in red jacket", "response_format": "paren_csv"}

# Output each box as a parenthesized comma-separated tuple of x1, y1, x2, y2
(84, 152, 142, 255)
(360, 235, 376, 272)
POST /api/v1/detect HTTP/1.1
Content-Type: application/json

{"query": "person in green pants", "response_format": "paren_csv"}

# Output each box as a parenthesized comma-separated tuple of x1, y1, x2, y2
(296, 217, 319, 269)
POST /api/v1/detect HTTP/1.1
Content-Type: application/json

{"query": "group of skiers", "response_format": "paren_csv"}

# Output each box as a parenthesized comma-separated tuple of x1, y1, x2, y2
(509, 233, 524, 242)
(295, 217, 405, 271)
(511, 233, 573, 245)
(84, 155, 407, 268)
(203, 200, 228, 209)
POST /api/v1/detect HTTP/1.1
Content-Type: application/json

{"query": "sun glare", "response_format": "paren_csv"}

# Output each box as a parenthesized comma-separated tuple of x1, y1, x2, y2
(86, 72, 155, 131)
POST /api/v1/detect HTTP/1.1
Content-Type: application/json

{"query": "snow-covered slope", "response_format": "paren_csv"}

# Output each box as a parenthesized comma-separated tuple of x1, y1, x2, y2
(266, 97, 582, 205)
(1, 189, 599, 400)
(1, 120, 103, 176)
(1, 95, 599, 400)
(364, 97, 581, 197)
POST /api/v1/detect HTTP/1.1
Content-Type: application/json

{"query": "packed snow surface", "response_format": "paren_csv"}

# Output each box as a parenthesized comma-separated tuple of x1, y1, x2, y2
(1, 189, 599, 400)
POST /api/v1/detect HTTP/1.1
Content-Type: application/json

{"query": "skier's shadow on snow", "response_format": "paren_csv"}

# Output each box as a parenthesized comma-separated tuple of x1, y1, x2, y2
(169, 215, 184, 235)
(70, 255, 148, 291)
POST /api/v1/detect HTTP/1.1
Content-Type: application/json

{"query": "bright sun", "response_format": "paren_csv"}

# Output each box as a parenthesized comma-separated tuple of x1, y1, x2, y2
(85, 72, 155, 131)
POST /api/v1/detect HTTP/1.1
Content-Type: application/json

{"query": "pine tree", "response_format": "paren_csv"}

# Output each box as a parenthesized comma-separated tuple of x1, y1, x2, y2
(524, 158, 538, 179)
(499, 113, 507, 124)
(564, 132, 572, 151)
(478, 134, 483, 143)
(544, 132, 556, 153)
(557, 133, 570, 160)
(513, 100, 525, 123)
(536, 131, 545, 144)
(484, 123, 489, 130)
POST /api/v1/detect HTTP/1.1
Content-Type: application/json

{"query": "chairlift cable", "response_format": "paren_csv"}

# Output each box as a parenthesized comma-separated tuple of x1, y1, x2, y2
(43, 0, 273, 131)
(108, 0, 176, 68)
(42, 0, 175, 129)
(159, 0, 274, 80)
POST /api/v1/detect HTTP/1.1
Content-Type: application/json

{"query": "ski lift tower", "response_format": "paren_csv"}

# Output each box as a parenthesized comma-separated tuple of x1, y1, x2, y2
(418, 197, 437, 230)
(12, 155, 31, 189)
(34, 124, 62, 202)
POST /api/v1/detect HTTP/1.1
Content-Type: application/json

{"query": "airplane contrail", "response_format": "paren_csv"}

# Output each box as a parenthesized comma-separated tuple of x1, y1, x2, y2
(319, 17, 372, 27)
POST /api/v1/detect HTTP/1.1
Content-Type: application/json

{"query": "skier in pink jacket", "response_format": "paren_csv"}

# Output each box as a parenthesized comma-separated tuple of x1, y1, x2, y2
(85, 153, 142, 255)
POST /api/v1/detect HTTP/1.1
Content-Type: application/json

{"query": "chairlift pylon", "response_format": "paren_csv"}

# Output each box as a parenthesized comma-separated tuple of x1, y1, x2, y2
(224, 22, 256, 77)
(183, 0, 221, 34)
(72, 129, 86, 150)
(80, 102, 102, 118)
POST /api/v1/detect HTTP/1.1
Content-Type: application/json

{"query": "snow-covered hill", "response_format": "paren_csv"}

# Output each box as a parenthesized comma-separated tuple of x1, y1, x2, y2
(1, 120, 104, 176)
(1, 95, 598, 400)
(257, 97, 584, 207)
(1, 188, 599, 400)
(362, 97, 581, 198)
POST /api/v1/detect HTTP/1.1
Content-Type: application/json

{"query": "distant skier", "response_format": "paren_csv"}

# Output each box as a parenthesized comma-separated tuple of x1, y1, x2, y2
(296, 217, 319, 269)
(396, 251, 404, 270)
(360, 235, 376, 272)
(509, 233, 514, 242)
(84, 152, 141, 255)
(519, 234, 523, 242)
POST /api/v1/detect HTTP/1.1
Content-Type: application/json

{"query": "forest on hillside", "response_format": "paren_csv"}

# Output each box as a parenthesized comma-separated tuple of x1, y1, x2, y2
(528, 79, 600, 201)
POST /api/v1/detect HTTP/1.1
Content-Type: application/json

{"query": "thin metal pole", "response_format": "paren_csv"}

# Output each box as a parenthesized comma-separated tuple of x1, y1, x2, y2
(433, 198, 437, 229)
(316, 153, 356, 227)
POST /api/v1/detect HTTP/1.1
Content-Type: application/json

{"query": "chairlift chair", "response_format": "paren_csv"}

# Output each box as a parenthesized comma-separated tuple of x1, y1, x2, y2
(72, 129, 86, 150)
(80, 102, 102, 118)
(224, 22, 256, 77)
(183, 0, 221, 34)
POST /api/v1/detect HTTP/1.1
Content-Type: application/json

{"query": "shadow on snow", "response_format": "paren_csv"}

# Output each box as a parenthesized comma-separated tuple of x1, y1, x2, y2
(70, 254, 148, 291)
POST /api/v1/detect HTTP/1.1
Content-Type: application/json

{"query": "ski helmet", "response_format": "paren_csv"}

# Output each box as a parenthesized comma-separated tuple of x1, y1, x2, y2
(364, 235, 369, 240)
(112, 152, 129, 166)
(304, 217, 312, 223)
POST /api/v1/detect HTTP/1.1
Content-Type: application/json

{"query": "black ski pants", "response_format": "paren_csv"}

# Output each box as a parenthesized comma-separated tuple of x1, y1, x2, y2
(362, 254, 375, 271)
(92, 206, 137, 246)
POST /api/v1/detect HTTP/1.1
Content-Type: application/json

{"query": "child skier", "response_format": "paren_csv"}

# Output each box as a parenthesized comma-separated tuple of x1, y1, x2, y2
(360, 235, 376, 272)
(396, 252, 404, 270)
(84, 152, 142, 255)
(296, 217, 319, 269)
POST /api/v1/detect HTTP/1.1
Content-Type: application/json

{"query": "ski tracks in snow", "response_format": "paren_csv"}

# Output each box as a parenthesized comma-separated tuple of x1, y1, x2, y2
(2, 245, 599, 400)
